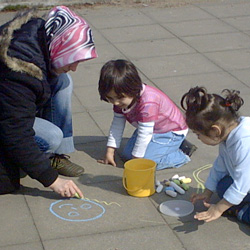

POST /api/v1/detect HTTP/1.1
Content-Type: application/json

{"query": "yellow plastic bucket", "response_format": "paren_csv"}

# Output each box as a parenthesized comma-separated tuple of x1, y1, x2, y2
(123, 158, 156, 197)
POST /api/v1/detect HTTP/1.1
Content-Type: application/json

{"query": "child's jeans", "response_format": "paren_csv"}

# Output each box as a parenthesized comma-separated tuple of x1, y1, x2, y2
(123, 130, 190, 170)
(33, 73, 75, 154)
(217, 175, 250, 224)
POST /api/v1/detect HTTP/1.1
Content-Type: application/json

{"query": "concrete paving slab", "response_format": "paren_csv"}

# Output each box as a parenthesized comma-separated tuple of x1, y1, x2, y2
(231, 69, 250, 87)
(100, 24, 175, 43)
(183, 32, 250, 52)
(173, 219, 250, 249)
(72, 93, 86, 114)
(42, 225, 185, 250)
(89, 28, 110, 46)
(198, 1, 250, 18)
(0, 242, 44, 250)
(204, 49, 250, 71)
(71, 63, 103, 88)
(141, 5, 214, 23)
(73, 112, 104, 143)
(80, 7, 155, 29)
(88, 43, 127, 65)
(223, 16, 250, 31)
(114, 38, 195, 59)
(89, 109, 135, 138)
(134, 53, 222, 79)
(0, 195, 40, 246)
(84, 109, 114, 135)
(73, 85, 107, 112)
(162, 18, 238, 37)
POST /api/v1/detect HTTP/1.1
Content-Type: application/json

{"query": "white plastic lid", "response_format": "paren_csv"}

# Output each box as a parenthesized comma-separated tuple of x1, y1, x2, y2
(159, 200, 194, 217)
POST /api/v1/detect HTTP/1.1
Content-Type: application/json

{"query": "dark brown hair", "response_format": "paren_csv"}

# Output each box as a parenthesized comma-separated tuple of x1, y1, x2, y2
(98, 60, 143, 102)
(181, 86, 244, 137)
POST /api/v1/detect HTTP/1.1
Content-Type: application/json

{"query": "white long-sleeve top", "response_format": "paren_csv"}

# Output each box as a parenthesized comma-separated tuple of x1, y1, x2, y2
(107, 112, 155, 157)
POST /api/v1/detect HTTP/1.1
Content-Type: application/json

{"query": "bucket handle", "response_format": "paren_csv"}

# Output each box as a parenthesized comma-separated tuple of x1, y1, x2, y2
(122, 170, 154, 193)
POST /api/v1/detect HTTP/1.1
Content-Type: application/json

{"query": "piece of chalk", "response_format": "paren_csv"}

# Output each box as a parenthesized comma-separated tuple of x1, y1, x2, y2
(155, 180, 161, 186)
(74, 193, 82, 199)
(156, 184, 164, 193)
(180, 182, 189, 191)
(163, 186, 175, 192)
(172, 179, 181, 186)
(171, 174, 179, 180)
(169, 181, 185, 194)
(164, 180, 170, 186)
(179, 176, 186, 180)
(181, 178, 192, 184)
(165, 190, 177, 198)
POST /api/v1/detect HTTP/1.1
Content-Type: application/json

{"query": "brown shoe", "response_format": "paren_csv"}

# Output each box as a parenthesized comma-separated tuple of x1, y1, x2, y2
(50, 154, 85, 177)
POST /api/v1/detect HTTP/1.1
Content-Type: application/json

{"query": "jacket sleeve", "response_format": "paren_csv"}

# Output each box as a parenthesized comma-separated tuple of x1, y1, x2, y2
(0, 72, 58, 187)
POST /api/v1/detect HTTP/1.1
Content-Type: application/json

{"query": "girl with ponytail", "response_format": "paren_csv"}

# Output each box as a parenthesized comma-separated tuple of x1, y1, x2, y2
(181, 87, 250, 225)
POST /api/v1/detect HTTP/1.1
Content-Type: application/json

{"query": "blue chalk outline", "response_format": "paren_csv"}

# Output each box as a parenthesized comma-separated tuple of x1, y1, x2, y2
(50, 198, 105, 222)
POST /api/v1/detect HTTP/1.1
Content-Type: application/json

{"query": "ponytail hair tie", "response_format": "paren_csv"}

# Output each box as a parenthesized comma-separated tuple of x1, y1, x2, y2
(225, 101, 231, 107)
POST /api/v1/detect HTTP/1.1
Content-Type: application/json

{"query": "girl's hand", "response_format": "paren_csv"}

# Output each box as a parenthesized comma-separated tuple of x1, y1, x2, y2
(97, 147, 116, 167)
(191, 193, 210, 204)
(97, 157, 116, 167)
(191, 188, 213, 204)
(49, 177, 84, 198)
(194, 202, 223, 222)
(194, 198, 233, 223)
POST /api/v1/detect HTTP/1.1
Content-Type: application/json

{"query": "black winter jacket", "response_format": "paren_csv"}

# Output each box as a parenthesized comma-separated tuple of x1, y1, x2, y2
(0, 10, 58, 193)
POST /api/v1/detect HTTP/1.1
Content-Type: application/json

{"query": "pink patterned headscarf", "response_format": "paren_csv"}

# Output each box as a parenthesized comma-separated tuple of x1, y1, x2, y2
(45, 6, 97, 69)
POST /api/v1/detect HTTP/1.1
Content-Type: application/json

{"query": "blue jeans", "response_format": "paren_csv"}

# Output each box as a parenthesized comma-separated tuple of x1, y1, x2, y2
(34, 73, 75, 154)
(217, 175, 250, 224)
(123, 130, 190, 170)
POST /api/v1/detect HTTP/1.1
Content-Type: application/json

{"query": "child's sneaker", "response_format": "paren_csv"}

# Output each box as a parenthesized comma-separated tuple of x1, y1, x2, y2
(180, 139, 197, 157)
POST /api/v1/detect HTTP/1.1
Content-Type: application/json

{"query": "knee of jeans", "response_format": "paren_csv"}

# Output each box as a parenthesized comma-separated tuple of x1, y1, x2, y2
(49, 129, 64, 152)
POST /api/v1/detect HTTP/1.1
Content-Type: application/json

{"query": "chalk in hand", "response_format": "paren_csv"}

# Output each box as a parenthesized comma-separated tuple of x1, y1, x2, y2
(74, 192, 82, 199)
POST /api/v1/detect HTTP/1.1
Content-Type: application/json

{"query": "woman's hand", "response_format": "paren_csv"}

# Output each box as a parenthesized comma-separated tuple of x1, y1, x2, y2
(97, 147, 116, 167)
(49, 177, 84, 198)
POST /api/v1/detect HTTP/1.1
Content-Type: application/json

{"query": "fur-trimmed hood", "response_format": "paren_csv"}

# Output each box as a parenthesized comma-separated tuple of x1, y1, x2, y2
(0, 9, 47, 80)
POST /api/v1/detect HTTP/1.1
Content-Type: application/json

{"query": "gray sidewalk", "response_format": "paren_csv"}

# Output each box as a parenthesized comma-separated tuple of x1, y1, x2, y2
(1, 1, 250, 249)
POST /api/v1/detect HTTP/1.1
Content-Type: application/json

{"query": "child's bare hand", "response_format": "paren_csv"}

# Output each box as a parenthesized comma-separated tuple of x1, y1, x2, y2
(194, 201, 223, 222)
(191, 193, 208, 204)
(191, 188, 213, 204)
(97, 158, 116, 167)
(98, 147, 116, 166)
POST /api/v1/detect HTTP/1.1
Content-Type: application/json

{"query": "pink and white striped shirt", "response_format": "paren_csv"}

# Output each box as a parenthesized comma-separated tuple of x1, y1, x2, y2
(114, 84, 187, 133)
